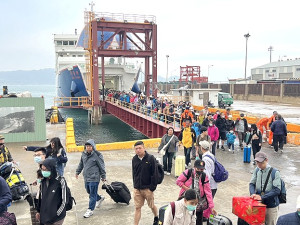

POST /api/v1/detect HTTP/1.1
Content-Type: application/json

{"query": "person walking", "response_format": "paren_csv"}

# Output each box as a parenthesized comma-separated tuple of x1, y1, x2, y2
(178, 120, 196, 168)
(132, 141, 159, 225)
(163, 189, 198, 225)
(226, 128, 236, 153)
(207, 119, 219, 156)
(276, 195, 300, 225)
(158, 127, 179, 175)
(0, 135, 15, 166)
(199, 141, 218, 198)
(195, 127, 211, 158)
(246, 124, 262, 165)
(249, 152, 281, 225)
(268, 111, 278, 146)
(257, 117, 268, 142)
(225, 115, 235, 132)
(271, 114, 287, 153)
(176, 160, 217, 225)
(216, 112, 227, 150)
(235, 113, 248, 150)
(36, 158, 67, 225)
(76, 140, 106, 218)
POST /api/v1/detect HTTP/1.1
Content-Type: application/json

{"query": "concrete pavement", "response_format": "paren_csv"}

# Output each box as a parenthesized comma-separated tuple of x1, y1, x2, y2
(6, 137, 300, 225)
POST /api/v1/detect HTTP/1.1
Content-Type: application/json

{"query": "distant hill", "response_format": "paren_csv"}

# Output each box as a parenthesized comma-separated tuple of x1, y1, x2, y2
(0, 68, 55, 85)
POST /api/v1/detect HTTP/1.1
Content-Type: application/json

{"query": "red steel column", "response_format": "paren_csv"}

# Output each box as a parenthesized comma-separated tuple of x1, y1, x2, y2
(101, 56, 105, 103)
(145, 57, 150, 96)
(152, 24, 158, 98)
(92, 21, 100, 106)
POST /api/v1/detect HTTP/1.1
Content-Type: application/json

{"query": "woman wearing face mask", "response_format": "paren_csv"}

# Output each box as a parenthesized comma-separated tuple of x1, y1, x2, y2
(176, 160, 216, 225)
(207, 119, 219, 155)
(36, 158, 67, 225)
(163, 189, 198, 225)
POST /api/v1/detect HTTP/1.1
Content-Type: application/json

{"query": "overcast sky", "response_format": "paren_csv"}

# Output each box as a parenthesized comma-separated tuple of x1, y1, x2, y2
(1, 0, 299, 81)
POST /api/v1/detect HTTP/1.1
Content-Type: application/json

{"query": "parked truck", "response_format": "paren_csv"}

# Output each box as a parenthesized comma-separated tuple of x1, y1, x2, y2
(218, 92, 233, 108)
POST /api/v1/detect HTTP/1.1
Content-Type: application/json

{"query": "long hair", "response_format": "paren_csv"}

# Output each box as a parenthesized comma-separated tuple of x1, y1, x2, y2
(49, 137, 63, 155)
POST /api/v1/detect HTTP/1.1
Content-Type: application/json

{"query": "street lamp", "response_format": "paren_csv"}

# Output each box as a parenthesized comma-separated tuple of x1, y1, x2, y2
(268, 46, 273, 63)
(244, 33, 250, 80)
(166, 55, 169, 92)
(208, 65, 213, 80)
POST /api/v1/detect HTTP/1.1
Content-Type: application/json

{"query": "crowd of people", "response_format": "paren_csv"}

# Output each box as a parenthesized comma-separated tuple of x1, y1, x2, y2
(0, 98, 297, 225)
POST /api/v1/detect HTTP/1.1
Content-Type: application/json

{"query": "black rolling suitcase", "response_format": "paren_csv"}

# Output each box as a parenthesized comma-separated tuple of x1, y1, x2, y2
(208, 214, 232, 225)
(102, 181, 131, 205)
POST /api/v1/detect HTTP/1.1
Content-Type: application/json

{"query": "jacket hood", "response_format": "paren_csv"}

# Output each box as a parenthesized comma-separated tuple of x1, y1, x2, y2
(40, 158, 57, 178)
(85, 139, 96, 151)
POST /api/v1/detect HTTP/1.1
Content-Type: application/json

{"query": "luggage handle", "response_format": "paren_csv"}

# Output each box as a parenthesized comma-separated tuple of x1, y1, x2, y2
(103, 181, 115, 192)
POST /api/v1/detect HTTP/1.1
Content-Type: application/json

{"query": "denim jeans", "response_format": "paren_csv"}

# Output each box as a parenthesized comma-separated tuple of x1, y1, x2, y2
(85, 182, 101, 210)
(163, 151, 174, 173)
(184, 147, 192, 165)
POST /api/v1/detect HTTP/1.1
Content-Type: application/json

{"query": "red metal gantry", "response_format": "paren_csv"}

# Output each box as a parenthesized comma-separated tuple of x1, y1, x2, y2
(90, 13, 158, 107)
(179, 65, 208, 85)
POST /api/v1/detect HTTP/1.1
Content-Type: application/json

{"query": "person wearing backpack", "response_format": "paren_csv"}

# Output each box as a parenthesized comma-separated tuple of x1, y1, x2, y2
(132, 141, 159, 225)
(76, 140, 106, 218)
(176, 160, 217, 225)
(163, 189, 198, 225)
(36, 158, 67, 225)
(249, 152, 282, 225)
(207, 119, 219, 156)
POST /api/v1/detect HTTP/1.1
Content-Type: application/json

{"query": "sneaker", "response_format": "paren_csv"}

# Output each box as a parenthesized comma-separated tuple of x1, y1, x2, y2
(83, 209, 93, 218)
(96, 196, 105, 208)
(221, 146, 225, 151)
(191, 156, 196, 160)
(274, 149, 278, 153)
(164, 171, 167, 175)
(166, 172, 171, 176)
(188, 162, 191, 167)
(253, 161, 256, 165)
(280, 150, 283, 153)
(228, 149, 231, 152)
(217, 145, 219, 149)
(232, 150, 234, 154)
(185, 164, 188, 169)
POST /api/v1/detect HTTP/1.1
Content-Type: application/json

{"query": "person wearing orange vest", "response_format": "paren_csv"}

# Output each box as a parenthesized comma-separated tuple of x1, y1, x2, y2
(257, 117, 269, 142)
(180, 107, 194, 127)
(268, 111, 278, 145)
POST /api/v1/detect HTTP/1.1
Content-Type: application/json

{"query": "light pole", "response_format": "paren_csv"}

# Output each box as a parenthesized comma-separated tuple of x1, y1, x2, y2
(208, 65, 213, 80)
(268, 46, 273, 63)
(244, 33, 250, 80)
(166, 55, 169, 93)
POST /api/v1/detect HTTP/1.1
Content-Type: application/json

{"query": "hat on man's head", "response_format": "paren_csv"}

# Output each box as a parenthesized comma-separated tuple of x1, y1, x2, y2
(240, 113, 245, 117)
(0, 135, 5, 140)
(254, 152, 268, 162)
(85, 142, 92, 146)
(199, 141, 210, 150)
(194, 159, 205, 169)
(201, 126, 207, 132)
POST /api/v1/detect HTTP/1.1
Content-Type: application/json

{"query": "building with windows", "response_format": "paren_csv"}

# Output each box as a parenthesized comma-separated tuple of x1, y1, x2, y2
(251, 59, 300, 80)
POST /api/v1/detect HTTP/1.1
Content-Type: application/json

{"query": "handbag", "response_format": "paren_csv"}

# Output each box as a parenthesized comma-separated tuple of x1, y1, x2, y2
(159, 135, 175, 156)
(191, 172, 209, 212)
(0, 211, 17, 225)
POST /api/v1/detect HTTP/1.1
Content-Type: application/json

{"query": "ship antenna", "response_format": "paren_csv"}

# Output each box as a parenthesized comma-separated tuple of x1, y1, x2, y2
(89, 1, 95, 12)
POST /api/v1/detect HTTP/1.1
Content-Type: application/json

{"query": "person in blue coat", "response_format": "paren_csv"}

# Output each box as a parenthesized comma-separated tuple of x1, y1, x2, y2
(0, 176, 12, 214)
(277, 195, 300, 225)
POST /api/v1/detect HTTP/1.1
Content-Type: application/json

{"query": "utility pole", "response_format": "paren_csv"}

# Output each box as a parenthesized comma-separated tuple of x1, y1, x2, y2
(244, 33, 250, 80)
(268, 46, 273, 63)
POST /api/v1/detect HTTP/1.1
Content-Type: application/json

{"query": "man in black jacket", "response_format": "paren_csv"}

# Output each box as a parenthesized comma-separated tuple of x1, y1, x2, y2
(271, 114, 287, 153)
(132, 141, 159, 225)
(36, 158, 66, 225)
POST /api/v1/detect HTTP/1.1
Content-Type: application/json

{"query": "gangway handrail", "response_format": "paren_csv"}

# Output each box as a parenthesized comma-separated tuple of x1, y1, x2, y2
(94, 12, 156, 24)
(53, 96, 90, 107)
(106, 97, 182, 130)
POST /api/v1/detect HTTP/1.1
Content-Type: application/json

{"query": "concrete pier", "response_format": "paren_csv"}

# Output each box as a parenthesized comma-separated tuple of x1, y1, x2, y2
(6, 124, 300, 225)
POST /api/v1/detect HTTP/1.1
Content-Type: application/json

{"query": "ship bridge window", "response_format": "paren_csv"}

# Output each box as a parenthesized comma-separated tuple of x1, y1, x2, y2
(69, 41, 74, 45)
(78, 55, 83, 57)
(296, 68, 300, 71)
(63, 41, 68, 45)
(272, 69, 276, 72)
(72, 55, 76, 57)
(56, 41, 62, 46)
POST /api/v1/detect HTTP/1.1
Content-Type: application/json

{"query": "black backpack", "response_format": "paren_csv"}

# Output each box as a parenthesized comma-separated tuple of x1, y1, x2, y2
(152, 156, 164, 184)
(60, 177, 76, 211)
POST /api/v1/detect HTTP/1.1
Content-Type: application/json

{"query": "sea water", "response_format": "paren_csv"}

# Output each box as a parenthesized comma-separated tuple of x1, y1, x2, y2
(5, 84, 147, 144)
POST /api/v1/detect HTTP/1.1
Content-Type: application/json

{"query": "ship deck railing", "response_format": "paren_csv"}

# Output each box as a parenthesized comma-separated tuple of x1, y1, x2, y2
(94, 12, 156, 24)
(53, 96, 91, 108)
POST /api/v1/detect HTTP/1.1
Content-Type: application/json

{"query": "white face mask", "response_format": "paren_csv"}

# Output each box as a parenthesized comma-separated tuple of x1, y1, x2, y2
(209, 123, 213, 126)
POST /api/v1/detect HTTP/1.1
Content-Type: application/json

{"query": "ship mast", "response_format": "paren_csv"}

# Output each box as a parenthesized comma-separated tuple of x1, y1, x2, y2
(89, 1, 95, 12)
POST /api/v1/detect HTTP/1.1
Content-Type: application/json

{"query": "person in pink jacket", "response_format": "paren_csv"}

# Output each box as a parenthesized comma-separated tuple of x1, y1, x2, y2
(176, 160, 217, 225)
(207, 119, 219, 155)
